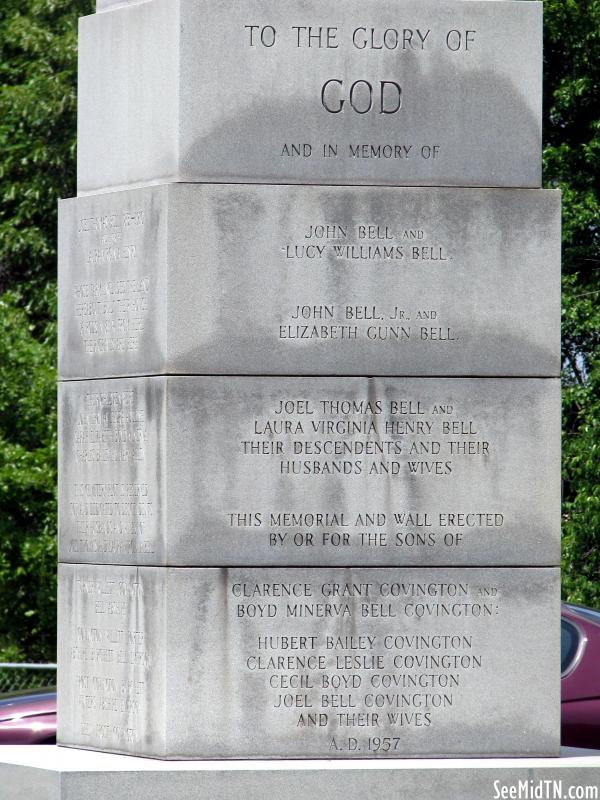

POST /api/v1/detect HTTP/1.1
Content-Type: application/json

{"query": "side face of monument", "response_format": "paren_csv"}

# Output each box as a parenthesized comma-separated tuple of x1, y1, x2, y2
(57, 563, 561, 759)
(58, 184, 561, 380)
(58, 375, 561, 567)
(59, 377, 167, 565)
(77, 0, 542, 192)
(58, 188, 167, 378)
(59, 564, 168, 758)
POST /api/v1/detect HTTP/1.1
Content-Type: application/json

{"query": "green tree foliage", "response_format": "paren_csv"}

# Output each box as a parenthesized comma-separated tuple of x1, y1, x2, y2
(0, 0, 598, 661)
(0, 0, 92, 660)
(544, 0, 600, 606)
(0, 289, 57, 661)
(0, 0, 92, 312)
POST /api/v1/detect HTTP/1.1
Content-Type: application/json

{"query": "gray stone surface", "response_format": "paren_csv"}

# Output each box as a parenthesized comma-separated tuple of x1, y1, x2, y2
(96, 0, 520, 7)
(58, 184, 561, 380)
(78, 0, 542, 192)
(97, 0, 148, 10)
(57, 564, 560, 759)
(4, 747, 600, 800)
(57, 376, 560, 567)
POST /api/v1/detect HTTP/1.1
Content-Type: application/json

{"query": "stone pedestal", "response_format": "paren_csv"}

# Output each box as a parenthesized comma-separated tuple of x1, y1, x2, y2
(4, 747, 600, 800)
(55, 0, 562, 781)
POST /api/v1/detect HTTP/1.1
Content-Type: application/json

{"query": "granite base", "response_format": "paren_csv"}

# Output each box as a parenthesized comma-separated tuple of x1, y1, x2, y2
(2, 746, 599, 800)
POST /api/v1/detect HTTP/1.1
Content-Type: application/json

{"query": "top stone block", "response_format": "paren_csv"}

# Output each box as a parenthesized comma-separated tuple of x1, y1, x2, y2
(96, 0, 142, 9)
(78, 0, 542, 193)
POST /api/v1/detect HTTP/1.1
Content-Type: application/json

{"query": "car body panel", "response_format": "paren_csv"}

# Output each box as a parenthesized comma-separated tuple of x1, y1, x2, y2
(0, 691, 56, 744)
(561, 604, 600, 748)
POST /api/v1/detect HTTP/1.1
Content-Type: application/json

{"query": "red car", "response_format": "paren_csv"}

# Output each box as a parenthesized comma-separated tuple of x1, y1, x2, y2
(0, 689, 56, 744)
(0, 604, 598, 748)
(561, 603, 600, 748)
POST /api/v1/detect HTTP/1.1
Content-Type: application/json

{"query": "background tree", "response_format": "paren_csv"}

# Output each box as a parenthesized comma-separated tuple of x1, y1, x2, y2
(0, 0, 92, 661)
(545, 0, 600, 607)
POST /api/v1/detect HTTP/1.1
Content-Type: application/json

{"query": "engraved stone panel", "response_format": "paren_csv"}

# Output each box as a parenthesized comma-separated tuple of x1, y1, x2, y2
(58, 184, 561, 380)
(57, 564, 561, 759)
(58, 377, 167, 564)
(58, 564, 167, 757)
(78, 0, 542, 192)
(58, 376, 560, 567)
(58, 188, 167, 378)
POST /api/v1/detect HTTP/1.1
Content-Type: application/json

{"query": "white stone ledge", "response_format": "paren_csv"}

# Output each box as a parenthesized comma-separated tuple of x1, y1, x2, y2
(2, 746, 600, 800)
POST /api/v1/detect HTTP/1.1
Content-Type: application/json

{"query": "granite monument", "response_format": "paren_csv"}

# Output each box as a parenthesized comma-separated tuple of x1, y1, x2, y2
(5, 0, 590, 796)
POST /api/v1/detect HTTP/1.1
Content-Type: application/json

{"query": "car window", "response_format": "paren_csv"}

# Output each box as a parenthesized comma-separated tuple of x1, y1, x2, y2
(561, 619, 581, 675)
